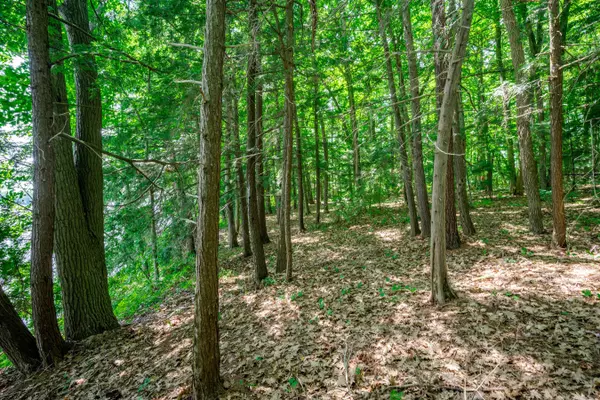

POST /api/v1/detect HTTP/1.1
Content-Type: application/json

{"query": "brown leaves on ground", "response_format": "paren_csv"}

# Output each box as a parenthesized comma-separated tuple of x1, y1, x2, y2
(1, 195, 599, 399)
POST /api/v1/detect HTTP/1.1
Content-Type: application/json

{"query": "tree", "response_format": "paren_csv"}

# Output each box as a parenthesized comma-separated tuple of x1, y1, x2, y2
(55, 0, 119, 341)
(0, 286, 41, 374)
(430, 0, 475, 305)
(374, 0, 420, 237)
(549, 0, 569, 248)
(402, 0, 431, 238)
(27, 0, 66, 365)
(246, 0, 268, 285)
(500, 0, 544, 234)
(192, 0, 226, 396)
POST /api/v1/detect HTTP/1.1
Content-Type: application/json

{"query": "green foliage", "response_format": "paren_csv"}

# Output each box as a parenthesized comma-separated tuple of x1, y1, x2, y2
(390, 389, 404, 400)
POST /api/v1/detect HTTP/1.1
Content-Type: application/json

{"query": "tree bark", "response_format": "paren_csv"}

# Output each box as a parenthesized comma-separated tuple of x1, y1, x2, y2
(293, 100, 307, 231)
(374, 0, 420, 237)
(246, 0, 268, 285)
(57, 0, 119, 341)
(231, 92, 252, 257)
(430, 0, 475, 305)
(26, 0, 67, 366)
(402, 0, 431, 237)
(224, 95, 239, 249)
(192, 0, 225, 397)
(255, 40, 270, 244)
(454, 91, 476, 236)
(549, 0, 567, 248)
(322, 117, 329, 213)
(0, 286, 41, 374)
(500, 0, 544, 234)
(275, 0, 294, 281)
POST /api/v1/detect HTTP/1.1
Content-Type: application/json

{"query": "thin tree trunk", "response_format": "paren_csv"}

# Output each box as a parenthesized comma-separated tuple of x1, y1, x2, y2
(322, 117, 329, 213)
(231, 92, 252, 257)
(0, 286, 41, 374)
(293, 95, 306, 232)
(430, 0, 475, 305)
(26, 0, 66, 366)
(314, 72, 321, 224)
(224, 99, 239, 249)
(374, 0, 420, 237)
(341, 16, 360, 189)
(402, 0, 431, 237)
(454, 91, 476, 235)
(255, 45, 270, 244)
(549, 0, 567, 248)
(192, 0, 225, 397)
(247, 0, 268, 285)
(500, 0, 544, 234)
(275, 0, 294, 281)
(149, 187, 159, 281)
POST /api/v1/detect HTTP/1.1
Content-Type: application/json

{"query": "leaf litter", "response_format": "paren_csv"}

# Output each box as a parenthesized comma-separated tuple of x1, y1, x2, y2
(1, 195, 599, 399)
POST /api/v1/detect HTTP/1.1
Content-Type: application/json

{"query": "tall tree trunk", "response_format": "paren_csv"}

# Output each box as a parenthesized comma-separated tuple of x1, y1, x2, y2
(402, 0, 431, 237)
(275, 0, 294, 281)
(454, 91, 476, 235)
(57, 0, 119, 341)
(247, 0, 268, 285)
(322, 117, 329, 213)
(341, 16, 360, 189)
(314, 68, 321, 224)
(374, 0, 420, 237)
(494, 13, 518, 196)
(255, 43, 270, 244)
(293, 94, 306, 232)
(224, 100, 239, 249)
(500, 0, 544, 234)
(192, 0, 225, 397)
(445, 132, 461, 249)
(231, 93, 252, 257)
(149, 187, 159, 281)
(430, 0, 474, 305)
(549, 0, 567, 248)
(26, 0, 67, 366)
(0, 286, 41, 374)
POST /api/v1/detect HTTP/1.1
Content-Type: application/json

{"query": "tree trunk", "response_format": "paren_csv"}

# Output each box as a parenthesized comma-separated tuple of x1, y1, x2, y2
(402, 0, 431, 237)
(293, 91, 306, 232)
(549, 0, 567, 248)
(0, 286, 41, 374)
(255, 47, 270, 244)
(192, 0, 225, 397)
(314, 68, 321, 224)
(430, 0, 474, 305)
(275, 0, 294, 281)
(341, 16, 360, 189)
(56, 0, 119, 341)
(322, 117, 329, 213)
(445, 132, 461, 249)
(500, 0, 544, 234)
(231, 93, 252, 257)
(26, 0, 67, 366)
(454, 92, 476, 236)
(149, 187, 159, 281)
(224, 96, 239, 249)
(246, 0, 268, 285)
(374, 0, 420, 237)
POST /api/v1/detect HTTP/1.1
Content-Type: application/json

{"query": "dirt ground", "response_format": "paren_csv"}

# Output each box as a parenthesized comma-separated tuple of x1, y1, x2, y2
(1, 194, 599, 399)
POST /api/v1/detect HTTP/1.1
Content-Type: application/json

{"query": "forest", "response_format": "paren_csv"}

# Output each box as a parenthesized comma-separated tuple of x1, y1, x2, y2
(0, 0, 599, 398)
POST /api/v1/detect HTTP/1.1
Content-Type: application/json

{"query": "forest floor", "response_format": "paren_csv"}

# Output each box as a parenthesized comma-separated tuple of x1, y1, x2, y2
(1, 193, 600, 400)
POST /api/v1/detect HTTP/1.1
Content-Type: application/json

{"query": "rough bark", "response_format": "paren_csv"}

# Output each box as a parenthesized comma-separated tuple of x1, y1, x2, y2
(56, 0, 119, 341)
(224, 96, 239, 249)
(26, 0, 67, 366)
(549, 0, 567, 248)
(0, 286, 41, 374)
(255, 41, 270, 244)
(445, 132, 461, 250)
(374, 0, 420, 237)
(275, 0, 294, 281)
(341, 16, 360, 189)
(246, 0, 268, 285)
(322, 117, 329, 213)
(430, 0, 474, 305)
(293, 100, 306, 232)
(454, 92, 476, 236)
(402, 0, 431, 237)
(149, 187, 159, 281)
(314, 73, 321, 225)
(192, 0, 225, 397)
(500, 0, 544, 234)
(231, 93, 252, 257)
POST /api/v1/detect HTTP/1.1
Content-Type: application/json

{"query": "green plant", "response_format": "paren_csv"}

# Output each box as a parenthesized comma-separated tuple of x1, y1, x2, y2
(262, 276, 276, 287)
(378, 287, 385, 297)
(390, 389, 404, 400)
(582, 289, 593, 298)
(291, 291, 304, 301)
(318, 298, 325, 309)
(341, 287, 351, 296)
(520, 247, 534, 257)
(504, 291, 520, 300)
